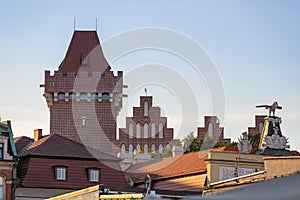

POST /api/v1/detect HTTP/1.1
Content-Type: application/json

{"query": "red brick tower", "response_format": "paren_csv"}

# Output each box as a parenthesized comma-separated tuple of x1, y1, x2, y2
(116, 96, 174, 155)
(41, 31, 123, 150)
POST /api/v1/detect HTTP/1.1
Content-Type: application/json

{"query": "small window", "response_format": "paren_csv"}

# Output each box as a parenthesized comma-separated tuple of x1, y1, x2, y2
(102, 93, 110, 101)
(159, 144, 163, 154)
(159, 123, 163, 139)
(136, 123, 141, 138)
(0, 144, 3, 159)
(88, 169, 100, 183)
(55, 166, 67, 181)
(88, 72, 93, 77)
(91, 93, 98, 100)
(129, 123, 133, 139)
(151, 144, 155, 153)
(144, 123, 148, 138)
(62, 73, 67, 77)
(58, 93, 65, 100)
(151, 123, 156, 139)
(144, 101, 149, 116)
(82, 117, 86, 127)
(69, 93, 76, 100)
(80, 93, 87, 101)
(0, 176, 4, 200)
(49, 82, 54, 86)
(129, 144, 133, 155)
(121, 144, 126, 153)
(144, 144, 148, 155)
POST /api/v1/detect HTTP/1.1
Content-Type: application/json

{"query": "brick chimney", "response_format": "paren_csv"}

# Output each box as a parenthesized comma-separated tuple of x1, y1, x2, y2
(34, 129, 43, 141)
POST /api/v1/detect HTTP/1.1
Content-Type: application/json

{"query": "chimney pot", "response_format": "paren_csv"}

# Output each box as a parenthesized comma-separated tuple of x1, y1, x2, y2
(34, 129, 43, 141)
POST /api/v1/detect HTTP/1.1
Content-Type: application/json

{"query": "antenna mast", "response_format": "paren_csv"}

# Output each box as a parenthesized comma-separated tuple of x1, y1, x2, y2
(73, 17, 76, 31)
(96, 17, 98, 31)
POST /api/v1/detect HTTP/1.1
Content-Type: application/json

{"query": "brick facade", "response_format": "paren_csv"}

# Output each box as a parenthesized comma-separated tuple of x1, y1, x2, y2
(248, 115, 266, 136)
(115, 96, 174, 155)
(41, 31, 123, 151)
(197, 116, 231, 143)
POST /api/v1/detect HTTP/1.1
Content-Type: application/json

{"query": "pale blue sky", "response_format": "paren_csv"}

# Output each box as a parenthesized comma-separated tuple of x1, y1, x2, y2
(0, 1, 299, 149)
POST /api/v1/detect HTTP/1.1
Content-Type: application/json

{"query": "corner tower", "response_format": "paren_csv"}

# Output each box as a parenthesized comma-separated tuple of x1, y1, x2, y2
(40, 31, 123, 150)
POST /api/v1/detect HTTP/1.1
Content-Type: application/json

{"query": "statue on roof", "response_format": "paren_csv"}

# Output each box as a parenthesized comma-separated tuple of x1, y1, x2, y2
(255, 101, 292, 155)
(256, 101, 282, 117)
(238, 132, 252, 154)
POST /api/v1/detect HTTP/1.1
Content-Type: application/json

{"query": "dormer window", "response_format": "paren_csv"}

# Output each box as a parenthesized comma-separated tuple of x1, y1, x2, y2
(54, 166, 67, 181)
(88, 168, 100, 183)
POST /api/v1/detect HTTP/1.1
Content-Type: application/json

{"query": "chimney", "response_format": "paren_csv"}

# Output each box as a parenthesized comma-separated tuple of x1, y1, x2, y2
(34, 129, 43, 141)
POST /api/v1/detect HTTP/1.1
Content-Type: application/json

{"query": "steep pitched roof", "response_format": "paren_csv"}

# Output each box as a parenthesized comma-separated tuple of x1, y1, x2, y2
(58, 30, 109, 72)
(0, 120, 17, 156)
(16, 134, 120, 161)
(126, 151, 208, 182)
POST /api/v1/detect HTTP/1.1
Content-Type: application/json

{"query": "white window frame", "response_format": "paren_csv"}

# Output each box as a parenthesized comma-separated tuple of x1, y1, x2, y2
(88, 169, 100, 183)
(55, 167, 67, 181)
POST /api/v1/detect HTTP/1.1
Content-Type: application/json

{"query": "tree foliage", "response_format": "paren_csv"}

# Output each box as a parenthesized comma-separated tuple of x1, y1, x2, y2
(181, 132, 238, 154)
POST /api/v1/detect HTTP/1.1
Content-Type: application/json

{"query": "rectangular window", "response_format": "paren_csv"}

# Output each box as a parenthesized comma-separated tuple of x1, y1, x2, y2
(55, 167, 67, 181)
(0, 143, 3, 159)
(88, 169, 100, 182)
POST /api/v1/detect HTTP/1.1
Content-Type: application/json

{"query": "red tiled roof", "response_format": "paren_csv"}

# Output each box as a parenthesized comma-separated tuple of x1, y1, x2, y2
(58, 30, 109, 72)
(212, 146, 258, 154)
(17, 134, 120, 161)
(126, 151, 208, 182)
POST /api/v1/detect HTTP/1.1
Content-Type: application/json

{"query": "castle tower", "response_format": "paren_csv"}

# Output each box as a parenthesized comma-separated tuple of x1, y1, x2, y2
(40, 31, 124, 151)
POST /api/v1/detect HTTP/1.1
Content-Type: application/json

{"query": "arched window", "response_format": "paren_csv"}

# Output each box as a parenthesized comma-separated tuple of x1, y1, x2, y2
(208, 122, 213, 137)
(0, 176, 4, 200)
(144, 101, 149, 116)
(129, 144, 133, 155)
(91, 93, 98, 100)
(136, 123, 141, 138)
(58, 93, 65, 100)
(259, 122, 264, 134)
(159, 144, 163, 154)
(69, 93, 76, 100)
(166, 143, 171, 150)
(129, 123, 133, 139)
(144, 123, 148, 138)
(151, 144, 156, 153)
(144, 144, 148, 154)
(151, 123, 156, 138)
(136, 144, 141, 152)
(121, 144, 126, 153)
(102, 93, 110, 101)
(159, 123, 163, 139)
(80, 93, 87, 100)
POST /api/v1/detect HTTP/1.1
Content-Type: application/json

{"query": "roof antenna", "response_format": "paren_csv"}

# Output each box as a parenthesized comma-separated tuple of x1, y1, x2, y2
(74, 17, 76, 31)
(96, 17, 98, 32)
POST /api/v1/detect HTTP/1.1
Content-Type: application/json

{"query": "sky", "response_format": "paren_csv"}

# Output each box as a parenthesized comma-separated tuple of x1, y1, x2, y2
(0, 1, 300, 150)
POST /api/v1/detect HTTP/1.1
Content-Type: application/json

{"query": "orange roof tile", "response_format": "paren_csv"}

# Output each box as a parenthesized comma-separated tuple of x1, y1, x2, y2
(126, 151, 208, 182)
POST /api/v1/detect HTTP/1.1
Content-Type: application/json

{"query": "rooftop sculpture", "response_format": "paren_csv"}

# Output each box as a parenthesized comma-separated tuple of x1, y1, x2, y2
(255, 101, 292, 156)
(256, 101, 282, 116)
